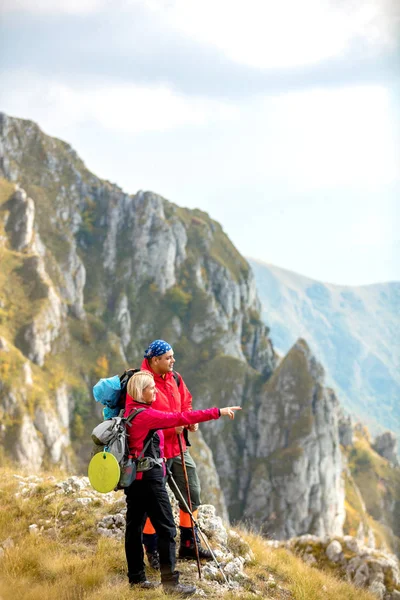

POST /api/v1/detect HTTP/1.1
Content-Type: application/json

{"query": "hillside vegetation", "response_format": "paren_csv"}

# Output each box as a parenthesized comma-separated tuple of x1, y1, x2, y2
(344, 427, 400, 553)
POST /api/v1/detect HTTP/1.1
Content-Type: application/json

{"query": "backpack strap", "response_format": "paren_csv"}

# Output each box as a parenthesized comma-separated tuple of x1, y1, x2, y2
(125, 408, 155, 460)
(120, 368, 140, 387)
(117, 368, 140, 410)
(137, 432, 155, 460)
(125, 407, 146, 426)
(172, 371, 181, 387)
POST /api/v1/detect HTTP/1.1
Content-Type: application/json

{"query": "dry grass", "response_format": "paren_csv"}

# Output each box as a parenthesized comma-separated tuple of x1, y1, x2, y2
(0, 177, 15, 206)
(0, 465, 378, 600)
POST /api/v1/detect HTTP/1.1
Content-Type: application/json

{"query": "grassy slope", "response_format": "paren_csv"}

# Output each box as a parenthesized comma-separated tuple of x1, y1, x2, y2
(0, 464, 376, 600)
(343, 428, 400, 553)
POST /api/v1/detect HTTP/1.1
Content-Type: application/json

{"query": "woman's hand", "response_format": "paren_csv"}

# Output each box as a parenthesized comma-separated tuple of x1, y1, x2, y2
(220, 406, 242, 420)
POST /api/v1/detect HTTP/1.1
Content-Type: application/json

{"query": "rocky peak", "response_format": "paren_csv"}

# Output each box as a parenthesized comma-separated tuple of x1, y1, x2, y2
(242, 338, 345, 538)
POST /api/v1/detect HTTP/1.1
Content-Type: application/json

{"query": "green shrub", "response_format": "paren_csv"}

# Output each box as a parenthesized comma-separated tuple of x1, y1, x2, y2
(165, 286, 192, 318)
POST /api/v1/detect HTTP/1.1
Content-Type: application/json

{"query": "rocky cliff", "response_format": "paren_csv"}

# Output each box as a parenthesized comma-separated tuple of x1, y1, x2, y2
(0, 112, 397, 547)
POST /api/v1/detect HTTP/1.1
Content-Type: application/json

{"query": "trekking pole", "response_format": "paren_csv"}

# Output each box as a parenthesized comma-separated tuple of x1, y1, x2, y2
(177, 433, 202, 579)
(166, 465, 229, 585)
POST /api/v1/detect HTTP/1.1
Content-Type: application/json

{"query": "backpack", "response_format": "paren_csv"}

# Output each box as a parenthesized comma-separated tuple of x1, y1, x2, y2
(90, 408, 153, 489)
(93, 368, 140, 419)
(93, 369, 181, 419)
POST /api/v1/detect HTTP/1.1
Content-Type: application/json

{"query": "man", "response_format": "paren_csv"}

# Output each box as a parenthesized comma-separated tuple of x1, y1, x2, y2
(141, 339, 213, 568)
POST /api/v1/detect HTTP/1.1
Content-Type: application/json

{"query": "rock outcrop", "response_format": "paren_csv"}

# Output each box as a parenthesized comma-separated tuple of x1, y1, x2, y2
(339, 409, 354, 447)
(273, 534, 400, 600)
(2, 184, 68, 367)
(242, 339, 345, 538)
(5, 185, 35, 251)
(374, 432, 399, 467)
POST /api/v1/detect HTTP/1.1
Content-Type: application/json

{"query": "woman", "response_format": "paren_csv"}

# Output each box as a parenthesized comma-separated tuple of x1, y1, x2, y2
(123, 370, 241, 596)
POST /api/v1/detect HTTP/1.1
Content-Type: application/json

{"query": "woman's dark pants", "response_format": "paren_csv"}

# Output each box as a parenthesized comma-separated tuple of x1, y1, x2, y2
(125, 478, 176, 584)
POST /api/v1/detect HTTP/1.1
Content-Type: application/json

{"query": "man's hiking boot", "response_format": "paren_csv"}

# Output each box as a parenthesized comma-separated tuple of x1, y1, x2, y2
(178, 542, 212, 560)
(179, 526, 212, 560)
(143, 532, 160, 570)
(162, 571, 196, 597)
(146, 550, 160, 570)
(163, 581, 197, 596)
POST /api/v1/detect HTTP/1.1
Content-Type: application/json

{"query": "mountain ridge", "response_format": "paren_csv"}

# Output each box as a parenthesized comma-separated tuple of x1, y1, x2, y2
(248, 257, 400, 288)
(248, 257, 400, 443)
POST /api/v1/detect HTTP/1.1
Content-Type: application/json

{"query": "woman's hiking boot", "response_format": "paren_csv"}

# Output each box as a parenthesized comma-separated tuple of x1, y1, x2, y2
(178, 526, 212, 560)
(130, 580, 160, 589)
(162, 571, 196, 596)
(129, 572, 160, 589)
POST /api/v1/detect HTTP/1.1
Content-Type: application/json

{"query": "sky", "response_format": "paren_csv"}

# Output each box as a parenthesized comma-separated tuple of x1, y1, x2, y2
(0, 0, 399, 285)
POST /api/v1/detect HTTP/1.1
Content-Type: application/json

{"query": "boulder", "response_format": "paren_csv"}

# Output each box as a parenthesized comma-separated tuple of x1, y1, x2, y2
(326, 540, 342, 562)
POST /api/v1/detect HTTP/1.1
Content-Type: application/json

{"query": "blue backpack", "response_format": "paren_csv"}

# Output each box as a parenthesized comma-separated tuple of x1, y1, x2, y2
(93, 368, 140, 419)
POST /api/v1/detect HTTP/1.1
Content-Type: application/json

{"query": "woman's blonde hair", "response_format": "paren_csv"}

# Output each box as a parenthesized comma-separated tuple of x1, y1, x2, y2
(127, 371, 154, 401)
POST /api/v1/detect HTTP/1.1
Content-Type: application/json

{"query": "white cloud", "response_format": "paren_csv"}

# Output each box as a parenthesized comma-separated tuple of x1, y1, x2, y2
(3, 0, 396, 67)
(0, 0, 108, 14)
(259, 85, 399, 188)
(0, 73, 238, 134)
(161, 0, 397, 69)
(3, 69, 396, 191)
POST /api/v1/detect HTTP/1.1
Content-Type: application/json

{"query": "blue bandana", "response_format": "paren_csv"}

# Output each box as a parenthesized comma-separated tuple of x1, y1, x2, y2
(144, 339, 172, 359)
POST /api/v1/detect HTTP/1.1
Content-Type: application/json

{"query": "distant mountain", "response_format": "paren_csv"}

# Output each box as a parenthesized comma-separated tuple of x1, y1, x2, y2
(248, 259, 400, 441)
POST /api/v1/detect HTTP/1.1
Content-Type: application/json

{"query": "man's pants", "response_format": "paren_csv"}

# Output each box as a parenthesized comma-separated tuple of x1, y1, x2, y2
(167, 450, 201, 514)
(142, 450, 201, 552)
(125, 478, 176, 583)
